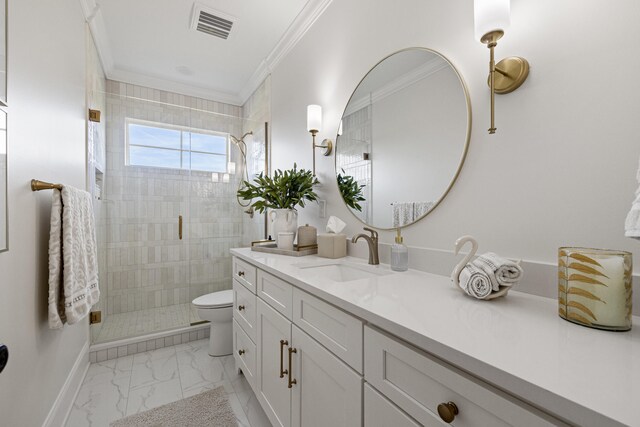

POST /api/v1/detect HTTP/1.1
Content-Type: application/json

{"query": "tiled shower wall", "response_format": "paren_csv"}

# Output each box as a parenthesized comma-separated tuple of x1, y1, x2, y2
(241, 76, 271, 244)
(104, 80, 249, 315)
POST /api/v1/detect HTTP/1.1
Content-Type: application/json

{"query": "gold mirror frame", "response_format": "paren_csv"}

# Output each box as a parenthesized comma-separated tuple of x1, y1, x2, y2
(334, 47, 472, 231)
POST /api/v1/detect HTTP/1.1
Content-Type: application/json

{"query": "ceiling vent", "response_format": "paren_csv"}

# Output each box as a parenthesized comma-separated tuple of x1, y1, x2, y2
(190, 3, 235, 40)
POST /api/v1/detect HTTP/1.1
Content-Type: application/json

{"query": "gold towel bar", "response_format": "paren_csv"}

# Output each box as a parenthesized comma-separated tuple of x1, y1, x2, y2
(31, 179, 63, 191)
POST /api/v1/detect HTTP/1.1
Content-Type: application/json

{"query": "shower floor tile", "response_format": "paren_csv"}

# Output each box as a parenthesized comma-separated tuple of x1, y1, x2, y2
(93, 304, 202, 344)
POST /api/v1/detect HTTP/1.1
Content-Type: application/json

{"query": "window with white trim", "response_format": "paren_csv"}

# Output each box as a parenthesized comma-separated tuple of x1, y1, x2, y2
(126, 119, 229, 173)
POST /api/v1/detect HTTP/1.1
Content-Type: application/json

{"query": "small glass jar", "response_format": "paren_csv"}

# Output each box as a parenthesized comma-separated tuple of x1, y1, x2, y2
(558, 247, 632, 331)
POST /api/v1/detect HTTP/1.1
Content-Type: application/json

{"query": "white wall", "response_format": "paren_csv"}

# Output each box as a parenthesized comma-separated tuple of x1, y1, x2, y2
(0, 0, 89, 425)
(271, 0, 640, 271)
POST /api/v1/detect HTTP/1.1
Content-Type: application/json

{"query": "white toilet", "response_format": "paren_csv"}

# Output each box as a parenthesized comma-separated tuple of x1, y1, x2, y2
(192, 289, 234, 356)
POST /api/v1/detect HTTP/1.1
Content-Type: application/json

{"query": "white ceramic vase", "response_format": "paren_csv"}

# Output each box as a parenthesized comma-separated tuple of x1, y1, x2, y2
(270, 209, 298, 245)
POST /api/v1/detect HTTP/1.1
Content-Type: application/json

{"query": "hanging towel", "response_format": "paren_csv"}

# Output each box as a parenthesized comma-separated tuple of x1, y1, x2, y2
(414, 201, 435, 219)
(458, 263, 493, 299)
(392, 202, 414, 227)
(48, 186, 100, 329)
(473, 252, 523, 291)
(625, 158, 640, 239)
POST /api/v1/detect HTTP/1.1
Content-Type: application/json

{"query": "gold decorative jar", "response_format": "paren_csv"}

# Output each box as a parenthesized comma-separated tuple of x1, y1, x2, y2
(558, 248, 632, 331)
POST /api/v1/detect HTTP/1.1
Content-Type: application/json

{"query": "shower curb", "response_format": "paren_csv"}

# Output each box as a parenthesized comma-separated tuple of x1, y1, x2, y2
(89, 323, 210, 363)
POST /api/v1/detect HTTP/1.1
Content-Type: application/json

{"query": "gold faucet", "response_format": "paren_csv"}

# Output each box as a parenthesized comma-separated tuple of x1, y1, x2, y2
(352, 227, 380, 265)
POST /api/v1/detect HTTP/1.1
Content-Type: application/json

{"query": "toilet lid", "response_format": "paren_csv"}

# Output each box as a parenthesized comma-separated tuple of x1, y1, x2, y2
(192, 290, 233, 308)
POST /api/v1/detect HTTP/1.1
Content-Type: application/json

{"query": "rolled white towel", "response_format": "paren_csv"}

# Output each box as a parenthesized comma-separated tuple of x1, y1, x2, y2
(458, 263, 493, 299)
(473, 252, 523, 291)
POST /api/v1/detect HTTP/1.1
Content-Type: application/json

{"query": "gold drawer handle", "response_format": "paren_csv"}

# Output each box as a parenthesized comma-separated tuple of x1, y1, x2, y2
(237, 271, 245, 277)
(238, 349, 245, 356)
(288, 347, 297, 388)
(437, 401, 459, 423)
(238, 305, 245, 311)
(279, 340, 289, 378)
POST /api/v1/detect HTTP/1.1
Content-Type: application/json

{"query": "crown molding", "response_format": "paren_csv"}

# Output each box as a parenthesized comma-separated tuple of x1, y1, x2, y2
(239, 0, 334, 104)
(344, 58, 449, 116)
(79, 0, 114, 76)
(108, 68, 244, 106)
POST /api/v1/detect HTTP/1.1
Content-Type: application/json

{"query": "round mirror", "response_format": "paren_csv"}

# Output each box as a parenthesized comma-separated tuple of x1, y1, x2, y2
(335, 48, 471, 230)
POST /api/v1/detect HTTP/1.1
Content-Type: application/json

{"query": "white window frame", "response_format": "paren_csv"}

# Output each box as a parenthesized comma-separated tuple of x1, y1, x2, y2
(125, 118, 230, 173)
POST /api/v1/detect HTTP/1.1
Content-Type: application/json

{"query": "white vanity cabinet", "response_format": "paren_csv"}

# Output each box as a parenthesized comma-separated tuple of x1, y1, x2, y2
(235, 258, 364, 427)
(232, 254, 570, 427)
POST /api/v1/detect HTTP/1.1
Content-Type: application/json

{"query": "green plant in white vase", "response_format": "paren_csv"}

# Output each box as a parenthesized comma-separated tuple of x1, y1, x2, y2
(237, 164, 319, 244)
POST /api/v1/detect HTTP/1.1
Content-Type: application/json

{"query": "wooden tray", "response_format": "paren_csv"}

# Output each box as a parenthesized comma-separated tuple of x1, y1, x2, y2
(251, 241, 318, 257)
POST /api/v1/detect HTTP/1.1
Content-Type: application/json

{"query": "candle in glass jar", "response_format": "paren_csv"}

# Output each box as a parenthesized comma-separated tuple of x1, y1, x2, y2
(559, 247, 632, 331)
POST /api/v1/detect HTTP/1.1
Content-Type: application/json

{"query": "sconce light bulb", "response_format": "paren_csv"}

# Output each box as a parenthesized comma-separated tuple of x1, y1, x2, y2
(211, 173, 219, 183)
(227, 161, 236, 174)
(307, 104, 322, 133)
(222, 173, 230, 183)
(474, 0, 510, 42)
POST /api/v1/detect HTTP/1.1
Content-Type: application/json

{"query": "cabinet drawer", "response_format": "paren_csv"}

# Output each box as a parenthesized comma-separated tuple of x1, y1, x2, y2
(233, 257, 257, 293)
(233, 279, 256, 342)
(233, 319, 257, 391)
(257, 270, 293, 319)
(292, 288, 363, 373)
(364, 326, 562, 427)
(364, 384, 421, 427)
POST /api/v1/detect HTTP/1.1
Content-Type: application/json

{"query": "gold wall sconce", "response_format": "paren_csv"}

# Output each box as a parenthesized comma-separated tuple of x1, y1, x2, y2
(474, 0, 529, 134)
(307, 104, 333, 175)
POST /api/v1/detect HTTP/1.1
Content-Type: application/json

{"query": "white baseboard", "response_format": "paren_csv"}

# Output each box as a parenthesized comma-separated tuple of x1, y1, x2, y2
(41, 341, 90, 427)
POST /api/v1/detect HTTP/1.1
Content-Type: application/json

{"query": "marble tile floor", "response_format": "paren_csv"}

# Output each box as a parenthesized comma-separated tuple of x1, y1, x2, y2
(67, 339, 271, 427)
(94, 304, 202, 343)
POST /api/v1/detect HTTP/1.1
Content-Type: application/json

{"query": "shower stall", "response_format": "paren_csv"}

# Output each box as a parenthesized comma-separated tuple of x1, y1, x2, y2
(89, 80, 269, 345)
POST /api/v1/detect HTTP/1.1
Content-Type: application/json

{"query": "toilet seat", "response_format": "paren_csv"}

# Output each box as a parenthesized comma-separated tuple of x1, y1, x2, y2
(192, 290, 233, 309)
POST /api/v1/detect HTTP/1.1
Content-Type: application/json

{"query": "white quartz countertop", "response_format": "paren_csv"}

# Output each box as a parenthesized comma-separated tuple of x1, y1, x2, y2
(231, 248, 640, 427)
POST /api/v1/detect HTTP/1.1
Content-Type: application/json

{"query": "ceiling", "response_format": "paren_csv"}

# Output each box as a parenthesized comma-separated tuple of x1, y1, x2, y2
(82, 0, 330, 105)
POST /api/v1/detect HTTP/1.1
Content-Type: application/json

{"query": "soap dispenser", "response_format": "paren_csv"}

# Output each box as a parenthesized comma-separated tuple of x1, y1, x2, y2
(390, 229, 408, 272)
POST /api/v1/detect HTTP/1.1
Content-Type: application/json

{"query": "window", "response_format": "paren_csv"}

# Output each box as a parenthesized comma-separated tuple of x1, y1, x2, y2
(126, 119, 229, 173)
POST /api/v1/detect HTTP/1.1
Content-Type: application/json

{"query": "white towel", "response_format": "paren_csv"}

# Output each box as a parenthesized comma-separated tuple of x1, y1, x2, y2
(473, 252, 523, 291)
(413, 201, 434, 219)
(48, 186, 100, 329)
(392, 202, 414, 227)
(625, 158, 640, 240)
(458, 263, 493, 299)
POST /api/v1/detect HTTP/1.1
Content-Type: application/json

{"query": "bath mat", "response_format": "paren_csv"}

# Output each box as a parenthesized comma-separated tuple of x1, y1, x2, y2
(110, 387, 235, 427)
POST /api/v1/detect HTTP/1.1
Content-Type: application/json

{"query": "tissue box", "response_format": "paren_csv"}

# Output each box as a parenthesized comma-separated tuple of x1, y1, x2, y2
(317, 233, 347, 259)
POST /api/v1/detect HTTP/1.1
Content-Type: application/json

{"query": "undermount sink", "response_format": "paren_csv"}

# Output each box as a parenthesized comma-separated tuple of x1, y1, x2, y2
(294, 261, 393, 283)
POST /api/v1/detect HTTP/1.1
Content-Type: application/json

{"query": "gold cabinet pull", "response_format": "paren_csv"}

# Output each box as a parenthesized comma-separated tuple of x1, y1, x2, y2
(287, 347, 297, 388)
(279, 340, 289, 378)
(238, 305, 245, 311)
(237, 271, 245, 277)
(238, 349, 245, 356)
(437, 401, 459, 423)
(178, 215, 183, 240)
